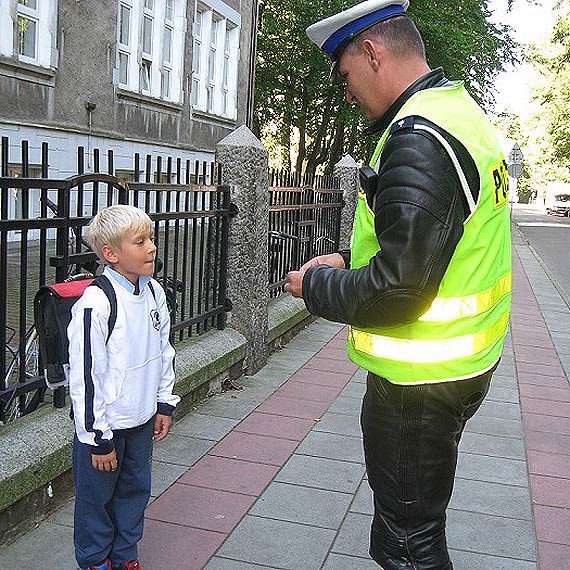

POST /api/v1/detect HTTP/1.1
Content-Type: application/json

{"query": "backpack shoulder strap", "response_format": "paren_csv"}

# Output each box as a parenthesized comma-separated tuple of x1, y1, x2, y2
(147, 280, 156, 301)
(90, 275, 117, 343)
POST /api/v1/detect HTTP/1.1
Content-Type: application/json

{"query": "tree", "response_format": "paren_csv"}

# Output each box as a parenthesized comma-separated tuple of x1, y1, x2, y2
(254, 0, 516, 174)
(529, 0, 570, 174)
(514, 0, 570, 195)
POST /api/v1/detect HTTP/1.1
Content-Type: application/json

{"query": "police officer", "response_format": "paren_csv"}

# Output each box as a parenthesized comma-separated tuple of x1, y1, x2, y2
(285, 1, 512, 568)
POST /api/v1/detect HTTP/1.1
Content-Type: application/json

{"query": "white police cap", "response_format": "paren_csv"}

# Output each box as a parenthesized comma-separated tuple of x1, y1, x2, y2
(306, 0, 410, 62)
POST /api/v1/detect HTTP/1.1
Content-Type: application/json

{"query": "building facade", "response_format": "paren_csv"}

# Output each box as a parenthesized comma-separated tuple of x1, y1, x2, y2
(0, 0, 257, 179)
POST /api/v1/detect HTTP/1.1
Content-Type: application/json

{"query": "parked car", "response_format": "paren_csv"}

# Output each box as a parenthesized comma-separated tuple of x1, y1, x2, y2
(546, 193, 570, 216)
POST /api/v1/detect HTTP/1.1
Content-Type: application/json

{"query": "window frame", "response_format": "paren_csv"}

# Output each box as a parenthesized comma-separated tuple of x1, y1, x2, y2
(191, 6, 203, 108)
(117, 1, 132, 86)
(115, 0, 185, 104)
(17, 6, 39, 62)
(0, 0, 58, 70)
(160, 3, 174, 98)
(190, 0, 240, 120)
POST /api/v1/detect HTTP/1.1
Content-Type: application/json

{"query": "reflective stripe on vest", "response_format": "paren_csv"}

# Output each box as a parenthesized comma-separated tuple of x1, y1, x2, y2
(351, 312, 509, 364)
(419, 272, 511, 322)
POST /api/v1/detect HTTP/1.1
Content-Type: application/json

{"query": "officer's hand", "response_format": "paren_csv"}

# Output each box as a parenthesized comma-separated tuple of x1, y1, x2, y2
(92, 450, 118, 472)
(285, 271, 304, 298)
(153, 413, 173, 441)
(300, 252, 345, 272)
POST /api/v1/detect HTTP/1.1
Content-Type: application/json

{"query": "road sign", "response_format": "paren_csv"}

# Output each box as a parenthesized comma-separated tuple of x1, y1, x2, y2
(508, 162, 523, 178)
(508, 142, 524, 164)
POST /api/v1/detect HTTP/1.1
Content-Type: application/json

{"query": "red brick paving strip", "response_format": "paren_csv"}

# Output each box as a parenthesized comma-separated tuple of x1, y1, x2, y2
(511, 249, 570, 570)
(140, 329, 355, 569)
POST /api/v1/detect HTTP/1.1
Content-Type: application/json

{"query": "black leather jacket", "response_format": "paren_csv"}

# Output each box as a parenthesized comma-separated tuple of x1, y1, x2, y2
(302, 69, 480, 328)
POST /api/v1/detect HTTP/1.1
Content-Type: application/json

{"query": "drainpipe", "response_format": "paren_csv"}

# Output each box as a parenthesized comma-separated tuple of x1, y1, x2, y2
(85, 100, 96, 172)
(246, 0, 259, 129)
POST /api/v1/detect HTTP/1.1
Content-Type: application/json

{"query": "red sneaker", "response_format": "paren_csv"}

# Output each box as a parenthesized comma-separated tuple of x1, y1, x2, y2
(117, 561, 142, 570)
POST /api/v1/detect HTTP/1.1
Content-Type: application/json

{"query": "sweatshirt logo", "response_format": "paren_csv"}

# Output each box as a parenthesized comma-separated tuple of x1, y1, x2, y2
(150, 309, 161, 331)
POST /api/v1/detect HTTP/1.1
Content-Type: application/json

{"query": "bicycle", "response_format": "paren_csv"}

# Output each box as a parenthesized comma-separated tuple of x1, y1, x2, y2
(0, 326, 42, 426)
(0, 258, 96, 426)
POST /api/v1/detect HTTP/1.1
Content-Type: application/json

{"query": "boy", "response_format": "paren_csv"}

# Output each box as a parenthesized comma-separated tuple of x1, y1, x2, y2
(68, 205, 180, 570)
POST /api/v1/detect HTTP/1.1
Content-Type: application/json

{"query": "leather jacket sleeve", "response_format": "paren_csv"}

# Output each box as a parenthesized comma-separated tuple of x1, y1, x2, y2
(302, 127, 470, 328)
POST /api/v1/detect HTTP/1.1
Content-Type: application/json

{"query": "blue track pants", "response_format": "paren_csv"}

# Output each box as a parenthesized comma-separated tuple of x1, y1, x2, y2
(73, 417, 154, 568)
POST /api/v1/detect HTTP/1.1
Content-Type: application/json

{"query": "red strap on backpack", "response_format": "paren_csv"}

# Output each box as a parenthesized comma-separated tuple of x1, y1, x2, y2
(47, 279, 95, 298)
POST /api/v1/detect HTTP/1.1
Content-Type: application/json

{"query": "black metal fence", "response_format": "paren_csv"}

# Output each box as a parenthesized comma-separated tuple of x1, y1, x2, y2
(268, 170, 343, 297)
(0, 136, 346, 424)
(0, 137, 232, 424)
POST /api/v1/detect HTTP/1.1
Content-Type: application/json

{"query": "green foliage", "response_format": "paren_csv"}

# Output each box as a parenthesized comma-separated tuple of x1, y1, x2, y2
(410, 1, 517, 106)
(254, 0, 516, 173)
(516, 163, 533, 203)
(527, 0, 570, 177)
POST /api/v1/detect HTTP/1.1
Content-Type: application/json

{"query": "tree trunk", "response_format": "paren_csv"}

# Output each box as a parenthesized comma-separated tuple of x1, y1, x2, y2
(305, 92, 337, 177)
(295, 85, 309, 173)
(281, 112, 292, 171)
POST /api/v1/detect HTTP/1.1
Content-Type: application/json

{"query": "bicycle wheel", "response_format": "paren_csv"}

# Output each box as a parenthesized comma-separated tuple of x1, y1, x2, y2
(1, 328, 45, 426)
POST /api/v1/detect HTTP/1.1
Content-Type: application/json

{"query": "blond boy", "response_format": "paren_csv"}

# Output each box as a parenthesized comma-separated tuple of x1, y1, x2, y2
(68, 205, 179, 570)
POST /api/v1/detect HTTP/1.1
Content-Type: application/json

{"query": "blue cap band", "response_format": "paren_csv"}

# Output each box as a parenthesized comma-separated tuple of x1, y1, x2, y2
(322, 4, 406, 59)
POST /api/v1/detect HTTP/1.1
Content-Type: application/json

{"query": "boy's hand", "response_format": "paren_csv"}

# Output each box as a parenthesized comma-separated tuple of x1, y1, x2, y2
(154, 414, 172, 441)
(92, 450, 118, 472)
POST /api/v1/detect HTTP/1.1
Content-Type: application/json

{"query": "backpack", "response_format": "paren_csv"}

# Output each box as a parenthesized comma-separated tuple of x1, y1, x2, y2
(34, 275, 158, 389)
(34, 275, 118, 389)
(34, 275, 159, 389)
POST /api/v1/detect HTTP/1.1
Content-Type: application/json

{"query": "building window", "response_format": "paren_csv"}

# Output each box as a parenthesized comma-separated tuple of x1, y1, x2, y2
(117, 3, 131, 84)
(115, 0, 185, 103)
(207, 18, 217, 113)
(161, 3, 173, 98)
(17, 0, 39, 59)
(222, 23, 233, 116)
(165, 0, 173, 21)
(191, 7, 202, 108)
(0, 0, 58, 69)
(190, 1, 240, 120)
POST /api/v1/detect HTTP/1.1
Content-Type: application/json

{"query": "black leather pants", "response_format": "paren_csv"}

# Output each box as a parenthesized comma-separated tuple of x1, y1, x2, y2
(361, 367, 495, 570)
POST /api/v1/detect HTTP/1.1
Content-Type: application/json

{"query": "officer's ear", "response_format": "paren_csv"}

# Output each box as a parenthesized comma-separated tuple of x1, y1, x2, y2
(361, 39, 381, 72)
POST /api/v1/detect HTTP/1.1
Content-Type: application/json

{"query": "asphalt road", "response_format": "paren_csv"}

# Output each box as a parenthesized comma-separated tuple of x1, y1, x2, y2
(511, 202, 570, 307)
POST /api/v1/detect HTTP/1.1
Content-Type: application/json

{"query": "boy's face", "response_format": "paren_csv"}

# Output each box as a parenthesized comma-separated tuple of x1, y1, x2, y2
(104, 228, 156, 285)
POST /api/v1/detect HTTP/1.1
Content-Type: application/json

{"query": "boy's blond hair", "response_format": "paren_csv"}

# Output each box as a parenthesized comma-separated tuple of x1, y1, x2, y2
(85, 205, 153, 262)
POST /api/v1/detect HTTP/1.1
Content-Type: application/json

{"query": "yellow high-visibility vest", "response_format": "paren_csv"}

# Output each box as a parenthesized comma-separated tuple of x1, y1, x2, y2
(347, 82, 511, 384)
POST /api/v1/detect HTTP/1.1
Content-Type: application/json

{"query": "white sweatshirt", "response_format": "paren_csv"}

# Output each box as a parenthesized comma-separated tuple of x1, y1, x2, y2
(68, 268, 180, 452)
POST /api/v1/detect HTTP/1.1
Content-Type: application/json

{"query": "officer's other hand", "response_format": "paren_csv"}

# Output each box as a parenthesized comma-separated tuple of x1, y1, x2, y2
(285, 271, 304, 298)
(286, 253, 345, 298)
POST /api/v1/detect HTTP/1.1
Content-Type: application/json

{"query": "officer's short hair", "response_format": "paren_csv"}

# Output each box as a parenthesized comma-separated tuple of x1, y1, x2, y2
(348, 15, 425, 60)
(86, 205, 153, 261)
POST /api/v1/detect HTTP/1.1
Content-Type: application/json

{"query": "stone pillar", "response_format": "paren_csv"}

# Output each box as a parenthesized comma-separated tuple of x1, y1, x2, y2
(334, 154, 359, 249)
(216, 125, 269, 374)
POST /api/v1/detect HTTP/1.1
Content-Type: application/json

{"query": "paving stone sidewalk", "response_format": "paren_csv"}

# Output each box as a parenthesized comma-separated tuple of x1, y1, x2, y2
(0, 225, 569, 569)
